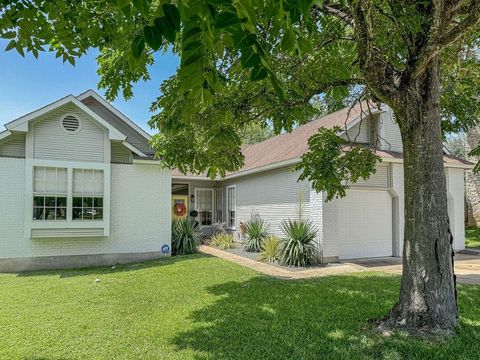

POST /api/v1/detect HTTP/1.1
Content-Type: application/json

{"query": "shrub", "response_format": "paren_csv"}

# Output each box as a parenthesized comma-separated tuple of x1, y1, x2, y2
(279, 219, 318, 267)
(260, 235, 281, 262)
(244, 218, 269, 252)
(210, 232, 235, 250)
(172, 217, 201, 255)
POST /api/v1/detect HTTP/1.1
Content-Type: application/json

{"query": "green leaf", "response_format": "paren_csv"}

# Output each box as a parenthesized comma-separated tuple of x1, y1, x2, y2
(214, 12, 242, 29)
(298, 0, 314, 16)
(269, 74, 284, 100)
(162, 4, 181, 32)
(5, 39, 16, 51)
(144, 25, 162, 50)
(250, 66, 268, 81)
(281, 28, 296, 51)
(116, 0, 131, 8)
(154, 17, 176, 43)
(240, 48, 260, 68)
(131, 35, 145, 58)
(182, 51, 203, 67)
(1, 31, 16, 39)
(132, 0, 149, 15)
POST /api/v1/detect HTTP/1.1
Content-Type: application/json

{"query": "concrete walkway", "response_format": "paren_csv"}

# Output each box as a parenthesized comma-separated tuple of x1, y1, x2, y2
(200, 246, 480, 284)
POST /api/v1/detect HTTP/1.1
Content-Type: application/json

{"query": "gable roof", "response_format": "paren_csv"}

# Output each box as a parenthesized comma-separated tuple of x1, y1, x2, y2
(77, 90, 154, 156)
(0, 91, 153, 158)
(172, 102, 473, 178)
(3, 95, 126, 140)
(238, 102, 381, 174)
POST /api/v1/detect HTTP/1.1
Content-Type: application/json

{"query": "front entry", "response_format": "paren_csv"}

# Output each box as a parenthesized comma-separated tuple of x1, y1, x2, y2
(172, 183, 189, 219)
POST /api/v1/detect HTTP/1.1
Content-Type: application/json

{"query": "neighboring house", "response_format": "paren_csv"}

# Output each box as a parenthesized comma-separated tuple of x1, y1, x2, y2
(0, 91, 472, 271)
(465, 127, 480, 226)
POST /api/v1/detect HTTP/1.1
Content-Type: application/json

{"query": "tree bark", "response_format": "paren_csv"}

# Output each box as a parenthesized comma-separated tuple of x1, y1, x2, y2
(381, 57, 458, 334)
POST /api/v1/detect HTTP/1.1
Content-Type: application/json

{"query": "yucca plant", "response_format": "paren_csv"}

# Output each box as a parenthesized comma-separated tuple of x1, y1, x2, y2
(260, 235, 280, 263)
(279, 219, 318, 267)
(244, 217, 269, 252)
(171, 217, 201, 255)
(210, 232, 235, 250)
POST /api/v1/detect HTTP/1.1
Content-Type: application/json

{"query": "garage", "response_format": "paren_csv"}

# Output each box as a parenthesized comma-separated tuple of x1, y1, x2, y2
(333, 189, 393, 259)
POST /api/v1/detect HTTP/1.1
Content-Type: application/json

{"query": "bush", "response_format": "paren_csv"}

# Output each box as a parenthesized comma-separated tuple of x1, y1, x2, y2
(244, 218, 269, 252)
(172, 217, 201, 255)
(279, 219, 318, 267)
(210, 232, 235, 250)
(260, 235, 281, 263)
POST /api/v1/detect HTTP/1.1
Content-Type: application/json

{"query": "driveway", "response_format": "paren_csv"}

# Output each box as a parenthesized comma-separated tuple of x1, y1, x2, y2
(349, 253, 480, 285)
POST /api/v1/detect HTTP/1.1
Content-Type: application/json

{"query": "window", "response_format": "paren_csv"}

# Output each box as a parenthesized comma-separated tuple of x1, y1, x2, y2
(226, 185, 236, 229)
(32, 167, 104, 222)
(33, 167, 67, 221)
(195, 188, 214, 226)
(214, 188, 224, 223)
(73, 169, 104, 221)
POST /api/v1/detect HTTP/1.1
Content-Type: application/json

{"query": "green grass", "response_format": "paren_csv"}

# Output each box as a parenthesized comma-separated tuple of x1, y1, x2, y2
(465, 226, 480, 248)
(1, 254, 480, 359)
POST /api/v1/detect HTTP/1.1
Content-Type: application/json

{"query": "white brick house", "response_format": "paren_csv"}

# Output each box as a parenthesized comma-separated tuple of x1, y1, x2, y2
(0, 91, 472, 271)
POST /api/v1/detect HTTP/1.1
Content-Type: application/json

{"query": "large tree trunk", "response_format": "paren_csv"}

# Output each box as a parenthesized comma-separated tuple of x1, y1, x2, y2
(381, 58, 458, 334)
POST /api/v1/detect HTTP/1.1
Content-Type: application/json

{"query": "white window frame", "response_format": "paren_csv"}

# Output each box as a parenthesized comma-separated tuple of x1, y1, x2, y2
(194, 188, 214, 226)
(214, 187, 224, 223)
(25, 159, 111, 238)
(226, 185, 236, 229)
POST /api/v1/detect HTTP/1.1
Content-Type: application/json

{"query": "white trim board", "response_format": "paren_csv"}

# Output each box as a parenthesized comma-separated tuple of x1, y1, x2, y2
(5, 95, 126, 141)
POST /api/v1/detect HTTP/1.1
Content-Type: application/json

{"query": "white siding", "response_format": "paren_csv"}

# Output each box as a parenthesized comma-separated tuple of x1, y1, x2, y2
(0, 158, 170, 259)
(0, 133, 25, 158)
(391, 163, 404, 256)
(111, 142, 133, 164)
(222, 167, 310, 238)
(378, 109, 403, 153)
(446, 168, 466, 251)
(350, 163, 389, 188)
(32, 104, 106, 162)
(344, 118, 370, 143)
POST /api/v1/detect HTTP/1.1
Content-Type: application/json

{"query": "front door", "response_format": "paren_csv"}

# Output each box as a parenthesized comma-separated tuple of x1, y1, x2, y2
(172, 195, 189, 219)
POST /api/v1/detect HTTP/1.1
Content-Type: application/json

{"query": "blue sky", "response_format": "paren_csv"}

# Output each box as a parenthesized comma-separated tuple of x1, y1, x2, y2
(0, 40, 179, 133)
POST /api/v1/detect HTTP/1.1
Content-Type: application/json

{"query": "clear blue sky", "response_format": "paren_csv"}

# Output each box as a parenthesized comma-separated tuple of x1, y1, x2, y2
(0, 40, 179, 133)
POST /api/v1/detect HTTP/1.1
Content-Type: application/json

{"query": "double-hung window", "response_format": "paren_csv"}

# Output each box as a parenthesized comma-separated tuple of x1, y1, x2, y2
(32, 167, 104, 222)
(33, 167, 68, 221)
(72, 169, 104, 221)
(195, 188, 214, 226)
(226, 185, 236, 229)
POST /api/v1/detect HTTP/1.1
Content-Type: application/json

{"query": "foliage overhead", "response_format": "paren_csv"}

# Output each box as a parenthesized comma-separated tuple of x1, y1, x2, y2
(1, 0, 479, 199)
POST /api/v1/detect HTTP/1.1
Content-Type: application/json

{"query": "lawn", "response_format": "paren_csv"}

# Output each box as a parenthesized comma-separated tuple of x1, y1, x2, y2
(465, 226, 480, 249)
(1, 255, 480, 359)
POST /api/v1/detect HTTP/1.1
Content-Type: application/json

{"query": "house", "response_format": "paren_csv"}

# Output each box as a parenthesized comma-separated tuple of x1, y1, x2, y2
(0, 90, 472, 271)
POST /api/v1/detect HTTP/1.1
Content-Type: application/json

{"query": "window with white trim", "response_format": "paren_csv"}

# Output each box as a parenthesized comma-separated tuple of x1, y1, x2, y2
(32, 167, 104, 222)
(195, 188, 214, 226)
(226, 185, 236, 229)
(33, 167, 67, 221)
(73, 169, 104, 221)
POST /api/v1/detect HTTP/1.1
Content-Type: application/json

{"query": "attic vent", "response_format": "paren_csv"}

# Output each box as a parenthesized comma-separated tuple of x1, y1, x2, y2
(62, 115, 80, 133)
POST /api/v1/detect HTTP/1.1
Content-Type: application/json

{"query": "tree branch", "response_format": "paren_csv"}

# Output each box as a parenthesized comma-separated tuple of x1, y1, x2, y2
(410, 0, 480, 79)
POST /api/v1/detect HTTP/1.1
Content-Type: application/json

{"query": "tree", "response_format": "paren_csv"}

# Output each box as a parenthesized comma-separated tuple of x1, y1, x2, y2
(1, 0, 479, 334)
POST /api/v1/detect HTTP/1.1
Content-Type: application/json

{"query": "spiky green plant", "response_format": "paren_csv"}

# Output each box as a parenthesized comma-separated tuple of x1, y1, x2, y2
(210, 232, 235, 250)
(280, 219, 318, 267)
(244, 218, 269, 252)
(172, 217, 201, 255)
(260, 235, 280, 263)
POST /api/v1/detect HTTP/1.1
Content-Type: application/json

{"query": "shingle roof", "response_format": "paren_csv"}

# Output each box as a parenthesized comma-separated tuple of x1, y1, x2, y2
(172, 102, 473, 178)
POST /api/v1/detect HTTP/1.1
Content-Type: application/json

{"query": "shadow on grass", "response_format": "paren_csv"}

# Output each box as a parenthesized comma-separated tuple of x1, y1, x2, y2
(172, 274, 480, 359)
(15, 253, 211, 278)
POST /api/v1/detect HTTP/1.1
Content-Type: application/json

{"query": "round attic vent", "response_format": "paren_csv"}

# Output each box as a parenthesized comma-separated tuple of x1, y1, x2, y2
(61, 115, 80, 133)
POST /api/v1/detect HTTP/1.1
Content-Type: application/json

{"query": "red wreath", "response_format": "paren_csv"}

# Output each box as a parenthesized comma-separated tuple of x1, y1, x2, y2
(174, 203, 187, 217)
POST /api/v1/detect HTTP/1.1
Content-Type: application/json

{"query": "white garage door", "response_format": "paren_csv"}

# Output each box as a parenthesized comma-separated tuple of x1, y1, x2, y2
(335, 189, 392, 259)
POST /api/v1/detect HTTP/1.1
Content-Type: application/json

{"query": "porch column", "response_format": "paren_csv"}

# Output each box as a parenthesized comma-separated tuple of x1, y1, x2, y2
(309, 188, 324, 263)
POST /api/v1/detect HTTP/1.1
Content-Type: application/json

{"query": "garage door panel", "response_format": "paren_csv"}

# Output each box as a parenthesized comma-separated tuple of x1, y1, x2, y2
(334, 189, 392, 259)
